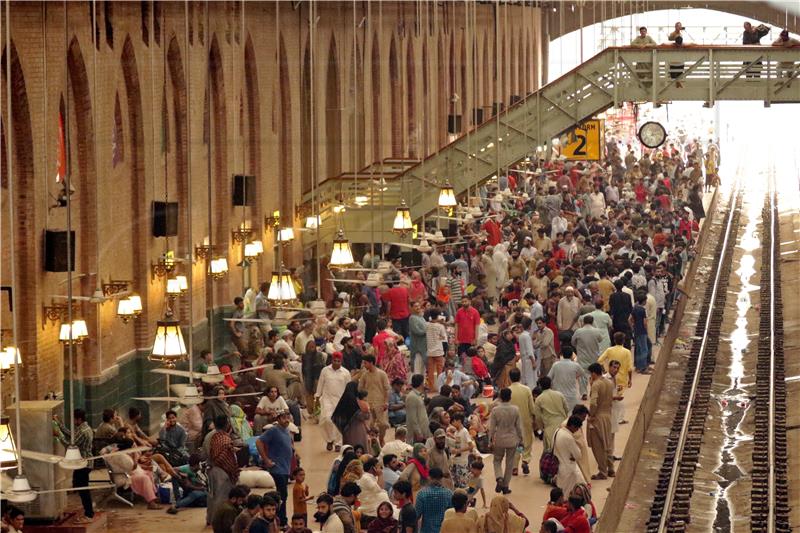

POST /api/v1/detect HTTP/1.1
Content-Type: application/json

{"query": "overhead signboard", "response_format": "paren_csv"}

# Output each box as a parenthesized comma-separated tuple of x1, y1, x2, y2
(562, 119, 603, 161)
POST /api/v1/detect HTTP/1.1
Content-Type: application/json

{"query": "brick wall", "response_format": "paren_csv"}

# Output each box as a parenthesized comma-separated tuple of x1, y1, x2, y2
(0, 1, 544, 401)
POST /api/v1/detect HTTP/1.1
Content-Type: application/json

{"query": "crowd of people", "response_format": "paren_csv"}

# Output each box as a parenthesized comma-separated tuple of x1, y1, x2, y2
(56, 98, 718, 532)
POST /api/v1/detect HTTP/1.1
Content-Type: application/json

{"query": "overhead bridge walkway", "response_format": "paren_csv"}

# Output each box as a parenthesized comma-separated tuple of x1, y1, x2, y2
(301, 46, 800, 248)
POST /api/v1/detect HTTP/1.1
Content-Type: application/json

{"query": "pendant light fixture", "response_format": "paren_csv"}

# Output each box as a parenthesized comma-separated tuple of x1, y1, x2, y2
(149, 318, 188, 367)
(438, 179, 457, 207)
(329, 228, 355, 268)
(267, 264, 297, 304)
(393, 199, 413, 235)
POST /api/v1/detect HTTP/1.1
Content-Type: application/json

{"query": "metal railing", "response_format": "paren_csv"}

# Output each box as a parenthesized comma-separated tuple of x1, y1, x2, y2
(299, 46, 800, 246)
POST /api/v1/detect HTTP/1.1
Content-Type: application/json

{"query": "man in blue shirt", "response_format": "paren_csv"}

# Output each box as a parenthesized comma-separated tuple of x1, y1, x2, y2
(415, 468, 453, 533)
(388, 378, 407, 426)
(159, 409, 189, 463)
(630, 292, 650, 372)
(256, 410, 294, 526)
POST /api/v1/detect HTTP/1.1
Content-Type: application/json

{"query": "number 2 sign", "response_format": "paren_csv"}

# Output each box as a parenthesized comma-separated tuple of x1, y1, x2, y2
(562, 119, 603, 161)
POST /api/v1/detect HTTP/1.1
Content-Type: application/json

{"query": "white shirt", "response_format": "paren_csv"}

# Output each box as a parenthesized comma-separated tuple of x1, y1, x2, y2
(357, 472, 389, 516)
(321, 513, 345, 533)
(274, 339, 299, 361)
(315, 365, 352, 406)
(257, 395, 288, 413)
(451, 427, 474, 466)
(333, 328, 351, 351)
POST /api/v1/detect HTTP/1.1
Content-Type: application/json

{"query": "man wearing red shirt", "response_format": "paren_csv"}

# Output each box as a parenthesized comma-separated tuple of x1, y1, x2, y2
(382, 282, 411, 338)
(454, 297, 481, 355)
(482, 218, 502, 246)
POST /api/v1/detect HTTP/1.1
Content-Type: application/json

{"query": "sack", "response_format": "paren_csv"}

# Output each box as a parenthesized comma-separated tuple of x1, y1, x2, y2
(539, 451, 559, 486)
(474, 433, 491, 454)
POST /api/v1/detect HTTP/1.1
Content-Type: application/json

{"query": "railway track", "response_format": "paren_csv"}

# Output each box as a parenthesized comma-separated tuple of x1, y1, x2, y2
(646, 188, 742, 532)
(750, 170, 789, 533)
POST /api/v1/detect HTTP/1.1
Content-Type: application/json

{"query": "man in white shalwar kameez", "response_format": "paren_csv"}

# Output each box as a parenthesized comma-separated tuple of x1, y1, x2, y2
(492, 243, 510, 294)
(315, 352, 352, 451)
(553, 416, 586, 496)
(518, 318, 537, 388)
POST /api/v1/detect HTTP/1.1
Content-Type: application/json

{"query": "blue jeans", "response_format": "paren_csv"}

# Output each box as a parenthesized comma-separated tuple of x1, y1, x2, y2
(634, 333, 650, 371)
(176, 489, 207, 509)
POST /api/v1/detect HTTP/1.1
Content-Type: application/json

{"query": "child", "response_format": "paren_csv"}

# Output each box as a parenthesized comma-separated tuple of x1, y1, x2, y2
(291, 468, 312, 524)
(466, 460, 487, 508)
(542, 487, 569, 522)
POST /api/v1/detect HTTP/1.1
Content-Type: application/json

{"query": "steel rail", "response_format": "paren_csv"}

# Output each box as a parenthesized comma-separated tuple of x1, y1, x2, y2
(655, 184, 741, 532)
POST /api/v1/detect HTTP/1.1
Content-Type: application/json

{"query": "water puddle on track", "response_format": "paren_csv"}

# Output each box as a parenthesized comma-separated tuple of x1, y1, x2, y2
(711, 191, 761, 532)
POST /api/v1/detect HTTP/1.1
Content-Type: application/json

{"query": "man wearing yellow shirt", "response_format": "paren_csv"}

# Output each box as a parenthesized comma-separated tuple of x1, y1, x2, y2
(597, 332, 633, 459)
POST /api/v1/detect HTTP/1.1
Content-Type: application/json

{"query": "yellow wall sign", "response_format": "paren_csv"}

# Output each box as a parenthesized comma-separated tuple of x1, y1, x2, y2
(562, 120, 603, 161)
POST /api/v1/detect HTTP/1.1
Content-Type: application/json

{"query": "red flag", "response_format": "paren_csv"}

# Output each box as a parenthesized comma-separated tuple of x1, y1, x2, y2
(55, 109, 66, 183)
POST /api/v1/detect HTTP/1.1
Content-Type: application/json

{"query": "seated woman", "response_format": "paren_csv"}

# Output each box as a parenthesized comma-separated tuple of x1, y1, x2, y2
(103, 438, 163, 510)
(477, 496, 527, 533)
(367, 501, 398, 533)
(254, 386, 289, 433)
(569, 483, 597, 526)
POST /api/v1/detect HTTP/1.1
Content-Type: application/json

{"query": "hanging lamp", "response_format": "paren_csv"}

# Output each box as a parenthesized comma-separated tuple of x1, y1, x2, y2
(267, 265, 297, 304)
(438, 179, 457, 207)
(149, 317, 188, 366)
(392, 200, 413, 235)
(329, 228, 355, 268)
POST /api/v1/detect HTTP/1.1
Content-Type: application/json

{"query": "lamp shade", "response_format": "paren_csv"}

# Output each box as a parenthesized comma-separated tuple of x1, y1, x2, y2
(268, 271, 297, 302)
(59, 320, 88, 344)
(175, 275, 189, 292)
(278, 227, 295, 243)
(0, 416, 18, 470)
(249, 240, 264, 254)
(150, 318, 187, 360)
(244, 242, 259, 259)
(210, 257, 229, 278)
(354, 195, 368, 206)
(438, 180, 457, 207)
(329, 229, 354, 268)
(166, 278, 182, 295)
(0, 347, 21, 371)
(128, 294, 143, 314)
(393, 200, 413, 234)
(117, 298, 135, 322)
(304, 215, 320, 229)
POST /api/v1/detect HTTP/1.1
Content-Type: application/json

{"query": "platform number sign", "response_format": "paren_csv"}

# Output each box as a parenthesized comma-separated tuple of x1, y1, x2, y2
(562, 120, 603, 161)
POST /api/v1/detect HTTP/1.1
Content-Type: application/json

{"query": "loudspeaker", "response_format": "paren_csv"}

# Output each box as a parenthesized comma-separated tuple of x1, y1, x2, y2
(232, 174, 255, 206)
(44, 230, 76, 272)
(473, 108, 485, 125)
(447, 115, 462, 135)
(152, 201, 179, 237)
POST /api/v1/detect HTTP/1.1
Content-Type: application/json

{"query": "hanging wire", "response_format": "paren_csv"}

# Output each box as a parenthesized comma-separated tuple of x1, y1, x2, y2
(91, 0, 103, 364)
(62, 0, 76, 443)
(310, 0, 319, 293)
(184, 0, 193, 373)
(205, 1, 214, 354)
(42, 2, 48, 231)
(4, 0, 28, 471)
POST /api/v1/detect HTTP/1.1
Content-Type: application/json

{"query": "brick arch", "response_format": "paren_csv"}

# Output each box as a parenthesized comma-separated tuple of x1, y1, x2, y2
(421, 41, 429, 155)
(370, 33, 381, 163)
(120, 35, 149, 347)
(167, 36, 188, 262)
(350, 42, 365, 171)
(244, 34, 261, 252)
(406, 41, 416, 158)
(1, 40, 38, 398)
(388, 36, 401, 157)
(482, 32, 490, 110)
(278, 33, 293, 223)
(209, 34, 229, 300)
(325, 35, 342, 178)
(66, 36, 99, 372)
(300, 40, 312, 194)
(459, 34, 467, 130)
(437, 35, 446, 146)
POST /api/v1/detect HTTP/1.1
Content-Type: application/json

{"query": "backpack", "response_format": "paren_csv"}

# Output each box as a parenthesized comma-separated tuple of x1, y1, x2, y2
(539, 430, 560, 485)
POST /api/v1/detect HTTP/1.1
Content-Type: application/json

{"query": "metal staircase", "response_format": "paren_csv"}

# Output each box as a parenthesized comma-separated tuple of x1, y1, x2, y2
(301, 46, 800, 247)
